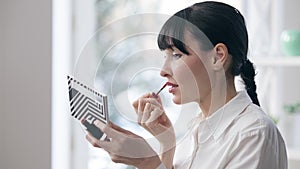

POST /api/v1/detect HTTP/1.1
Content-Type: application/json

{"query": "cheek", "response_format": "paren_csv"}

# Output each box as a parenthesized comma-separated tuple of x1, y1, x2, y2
(172, 60, 201, 102)
(173, 58, 211, 102)
(191, 58, 211, 90)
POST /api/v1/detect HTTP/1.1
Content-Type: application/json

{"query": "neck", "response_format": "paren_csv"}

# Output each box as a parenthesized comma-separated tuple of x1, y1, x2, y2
(199, 76, 237, 117)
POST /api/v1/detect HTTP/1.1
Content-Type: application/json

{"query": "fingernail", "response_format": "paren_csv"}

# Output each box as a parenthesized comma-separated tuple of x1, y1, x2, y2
(94, 120, 104, 129)
(152, 92, 158, 99)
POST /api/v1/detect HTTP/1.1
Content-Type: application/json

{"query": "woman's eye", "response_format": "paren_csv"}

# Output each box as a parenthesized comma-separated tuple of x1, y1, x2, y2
(172, 53, 182, 60)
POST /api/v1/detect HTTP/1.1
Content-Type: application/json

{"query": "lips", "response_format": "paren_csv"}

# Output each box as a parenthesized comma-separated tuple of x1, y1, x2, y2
(166, 82, 178, 93)
(155, 81, 179, 96)
(166, 82, 179, 87)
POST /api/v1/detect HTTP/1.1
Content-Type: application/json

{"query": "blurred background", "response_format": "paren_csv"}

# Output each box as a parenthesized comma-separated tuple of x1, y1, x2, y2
(1, 0, 300, 169)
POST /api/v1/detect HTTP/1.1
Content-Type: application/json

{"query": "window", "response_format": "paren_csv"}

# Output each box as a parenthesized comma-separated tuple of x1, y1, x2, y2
(71, 1, 200, 168)
(70, 1, 243, 169)
(53, 0, 287, 169)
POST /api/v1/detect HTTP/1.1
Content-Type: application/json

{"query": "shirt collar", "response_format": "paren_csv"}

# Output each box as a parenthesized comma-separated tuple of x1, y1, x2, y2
(196, 91, 252, 143)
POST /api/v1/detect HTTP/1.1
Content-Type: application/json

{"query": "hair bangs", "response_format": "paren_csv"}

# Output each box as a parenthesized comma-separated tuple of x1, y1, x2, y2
(157, 15, 189, 54)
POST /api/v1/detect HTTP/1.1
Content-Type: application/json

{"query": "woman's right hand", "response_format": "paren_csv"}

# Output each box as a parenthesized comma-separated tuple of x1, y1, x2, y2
(132, 93, 176, 149)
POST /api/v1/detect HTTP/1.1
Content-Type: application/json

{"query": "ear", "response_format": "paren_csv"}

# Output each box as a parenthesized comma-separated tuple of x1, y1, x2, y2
(211, 43, 229, 71)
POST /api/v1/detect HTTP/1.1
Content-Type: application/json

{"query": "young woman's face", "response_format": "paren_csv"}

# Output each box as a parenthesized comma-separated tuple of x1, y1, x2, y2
(160, 31, 213, 104)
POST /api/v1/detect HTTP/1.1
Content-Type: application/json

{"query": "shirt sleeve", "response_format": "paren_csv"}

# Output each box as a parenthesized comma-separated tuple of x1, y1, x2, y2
(224, 128, 287, 169)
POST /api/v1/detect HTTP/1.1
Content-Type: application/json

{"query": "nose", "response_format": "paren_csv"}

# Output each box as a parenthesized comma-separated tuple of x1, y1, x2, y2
(160, 59, 172, 78)
(160, 68, 168, 77)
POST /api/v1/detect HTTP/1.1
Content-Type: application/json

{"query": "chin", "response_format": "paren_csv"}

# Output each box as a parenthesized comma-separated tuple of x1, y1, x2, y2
(172, 96, 190, 105)
(172, 94, 199, 105)
(172, 98, 182, 105)
(171, 94, 182, 104)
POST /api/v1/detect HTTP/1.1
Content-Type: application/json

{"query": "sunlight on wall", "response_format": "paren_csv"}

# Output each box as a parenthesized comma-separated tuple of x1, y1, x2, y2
(51, 0, 72, 169)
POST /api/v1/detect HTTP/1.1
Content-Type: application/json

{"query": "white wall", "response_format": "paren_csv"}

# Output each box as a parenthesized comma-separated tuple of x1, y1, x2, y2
(0, 0, 52, 169)
(282, 0, 300, 169)
(284, 0, 300, 29)
(0, 0, 299, 169)
(282, 0, 300, 104)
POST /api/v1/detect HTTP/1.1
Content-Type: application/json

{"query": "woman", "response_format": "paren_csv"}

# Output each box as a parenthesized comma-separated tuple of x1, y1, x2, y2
(86, 1, 287, 168)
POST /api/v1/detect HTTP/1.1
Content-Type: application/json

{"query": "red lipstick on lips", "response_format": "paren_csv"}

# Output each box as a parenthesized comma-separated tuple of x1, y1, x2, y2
(154, 82, 178, 97)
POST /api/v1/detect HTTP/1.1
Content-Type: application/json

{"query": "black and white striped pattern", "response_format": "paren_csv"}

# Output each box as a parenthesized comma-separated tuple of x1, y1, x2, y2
(67, 75, 108, 124)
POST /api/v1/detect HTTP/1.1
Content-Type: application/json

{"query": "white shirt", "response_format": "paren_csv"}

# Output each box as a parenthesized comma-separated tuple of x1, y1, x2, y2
(173, 91, 287, 169)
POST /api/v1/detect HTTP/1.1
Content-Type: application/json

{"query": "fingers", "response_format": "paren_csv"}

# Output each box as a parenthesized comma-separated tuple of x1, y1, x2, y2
(133, 93, 151, 123)
(86, 121, 131, 154)
(152, 93, 163, 104)
(85, 120, 160, 159)
(109, 122, 135, 136)
(132, 93, 152, 112)
(146, 107, 164, 127)
(85, 120, 117, 150)
(140, 102, 165, 129)
(109, 153, 125, 164)
(132, 93, 162, 113)
(135, 98, 164, 125)
(86, 133, 101, 148)
(160, 114, 168, 124)
(93, 120, 119, 139)
(134, 94, 166, 125)
(137, 99, 145, 124)
(85, 131, 111, 150)
(141, 102, 152, 124)
(141, 103, 161, 123)
(132, 93, 150, 105)
(132, 93, 173, 142)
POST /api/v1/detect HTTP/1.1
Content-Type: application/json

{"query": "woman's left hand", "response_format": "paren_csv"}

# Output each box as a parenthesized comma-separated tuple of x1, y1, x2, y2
(85, 120, 162, 169)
